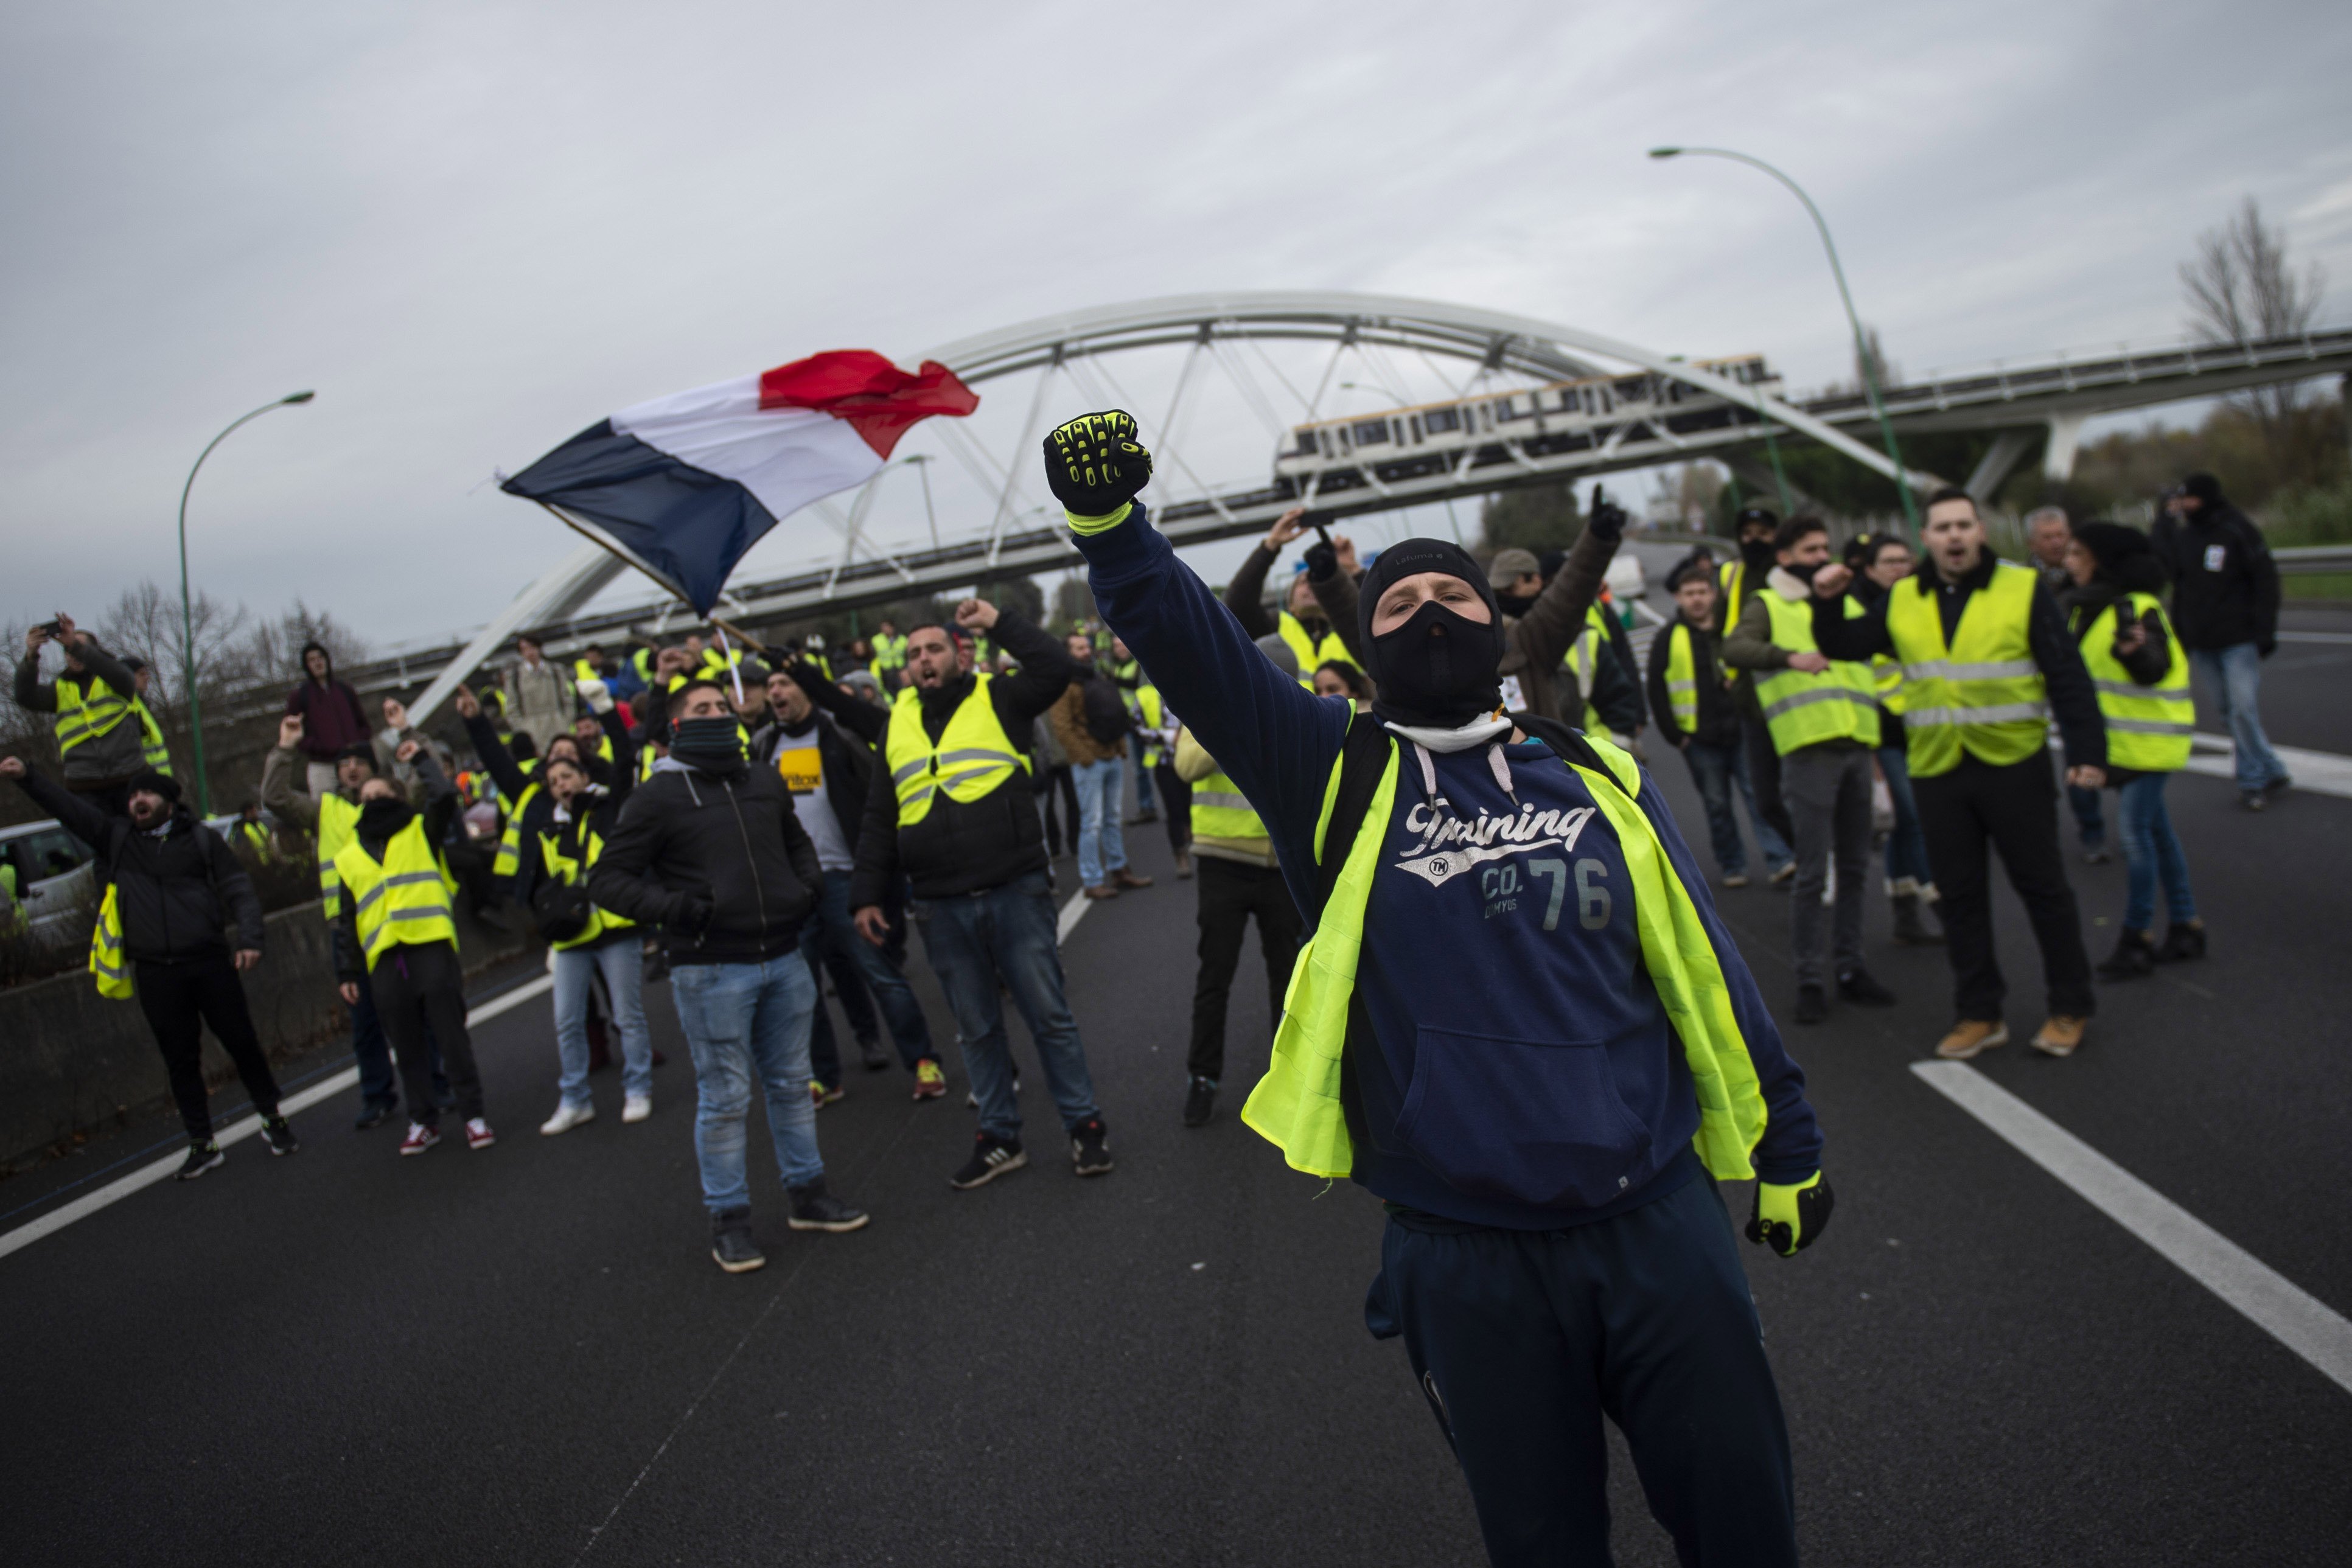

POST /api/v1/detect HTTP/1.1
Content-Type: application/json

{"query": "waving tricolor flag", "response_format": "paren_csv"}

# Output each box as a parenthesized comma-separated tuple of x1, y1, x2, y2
(503, 351, 979, 613)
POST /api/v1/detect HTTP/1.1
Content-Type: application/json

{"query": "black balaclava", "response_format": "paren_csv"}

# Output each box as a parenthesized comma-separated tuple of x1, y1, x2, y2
(1735, 506, 1780, 571)
(358, 796, 413, 843)
(2182, 472, 2225, 515)
(669, 716, 747, 779)
(1356, 538, 1507, 729)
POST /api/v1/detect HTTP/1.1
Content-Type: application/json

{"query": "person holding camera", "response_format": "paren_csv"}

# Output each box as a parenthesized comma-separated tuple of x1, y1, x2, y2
(3, 756, 298, 1179)
(1049, 410, 1825, 1567)
(15, 613, 147, 816)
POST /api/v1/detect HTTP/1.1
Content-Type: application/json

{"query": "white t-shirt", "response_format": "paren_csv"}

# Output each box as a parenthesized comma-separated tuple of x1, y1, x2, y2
(770, 725, 854, 873)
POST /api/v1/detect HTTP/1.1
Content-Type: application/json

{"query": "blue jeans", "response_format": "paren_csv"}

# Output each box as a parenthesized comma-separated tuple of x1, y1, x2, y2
(2116, 773, 2197, 933)
(918, 870, 1101, 1142)
(2067, 783, 2107, 850)
(1072, 758, 1128, 888)
(803, 869, 936, 1085)
(669, 953, 823, 1212)
(1678, 741, 1750, 876)
(1129, 733, 1156, 812)
(2188, 642, 2289, 792)
(1877, 746, 1934, 889)
(552, 938, 652, 1106)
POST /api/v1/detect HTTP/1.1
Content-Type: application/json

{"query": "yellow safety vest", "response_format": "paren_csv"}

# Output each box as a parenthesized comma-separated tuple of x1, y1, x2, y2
(1871, 653, 1905, 718)
(1753, 593, 1879, 755)
(1187, 753, 1266, 845)
(1662, 623, 1700, 734)
(494, 760, 543, 879)
(1885, 562, 2048, 778)
(235, 819, 276, 863)
(334, 819, 459, 971)
(884, 674, 1030, 826)
(637, 744, 658, 783)
(573, 657, 604, 683)
(1277, 612, 1353, 687)
(871, 633, 907, 672)
(1239, 732, 1768, 1182)
(89, 882, 133, 999)
(1717, 559, 1757, 633)
(2073, 592, 2193, 773)
(631, 647, 657, 684)
(537, 815, 633, 950)
(1134, 686, 1166, 770)
(131, 699, 172, 773)
(1562, 601, 1615, 696)
(53, 675, 133, 755)
(316, 792, 362, 916)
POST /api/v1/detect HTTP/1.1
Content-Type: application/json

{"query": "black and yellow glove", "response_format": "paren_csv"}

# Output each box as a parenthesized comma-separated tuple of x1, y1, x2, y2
(1745, 1171, 1833, 1257)
(1044, 409, 1153, 522)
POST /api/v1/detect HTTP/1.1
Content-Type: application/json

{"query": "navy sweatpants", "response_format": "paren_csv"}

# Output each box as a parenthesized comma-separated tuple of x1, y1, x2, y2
(1367, 1176, 1797, 1567)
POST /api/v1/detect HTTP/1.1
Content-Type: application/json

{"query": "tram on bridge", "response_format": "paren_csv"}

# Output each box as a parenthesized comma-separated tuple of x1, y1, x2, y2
(1272, 354, 1783, 483)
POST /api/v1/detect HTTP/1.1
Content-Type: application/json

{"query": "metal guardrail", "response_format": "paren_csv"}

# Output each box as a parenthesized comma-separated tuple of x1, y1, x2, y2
(2275, 545, 2352, 576)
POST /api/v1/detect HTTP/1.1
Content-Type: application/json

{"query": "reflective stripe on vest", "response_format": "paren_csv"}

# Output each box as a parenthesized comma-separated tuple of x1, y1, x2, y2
(1277, 612, 1353, 689)
(54, 677, 133, 753)
(1135, 686, 1165, 769)
(88, 882, 133, 1000)
(1883, 562, 2048, 778)
(133, 699, 172, 773)
(1238, 732, 1768, 1183)
(494, 766, 543, 879)
(1663, 623, 1699, 733)
(2074, 592, 2194, 772)
(316, 792, 361, 916)
(1871, 653, 1905, 717)
(1753, 593, 1879, 754)
(538, 818, 633, 950)
(884, 674, 1030, 826)
(1187, 731, 1266, 843)
(334, 821, 458, 970)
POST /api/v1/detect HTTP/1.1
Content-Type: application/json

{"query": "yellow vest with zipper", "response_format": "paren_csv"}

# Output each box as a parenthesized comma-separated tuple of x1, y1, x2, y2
(1885, 562, 2048, 778)
(316, 792, 361, 916)
(333, 818, 459, 971)
(1239, 733, 1768, 1182)
(884, 674, 1030, 826)
(88, 882, 133, 999)
(537, 814, 633, 950)
(2073, 592, 2193, 772)
(131, 699, 172, 773)
(1134, 686, 1167, 770)
(871, 633, 907, 673)
(1753, 593, 1879, 754)
(53, 675, 133, 756)
(1277, 611, 1353, 687)
(1661, 623, 1700, 734)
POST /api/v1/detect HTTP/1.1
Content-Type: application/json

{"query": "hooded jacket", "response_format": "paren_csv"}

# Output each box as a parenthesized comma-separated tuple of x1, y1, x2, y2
(2149, 485, 2280, 653)
(14, 768, 263, 963)
(588, 756, 820, 966)
(284, 645, 374, 762)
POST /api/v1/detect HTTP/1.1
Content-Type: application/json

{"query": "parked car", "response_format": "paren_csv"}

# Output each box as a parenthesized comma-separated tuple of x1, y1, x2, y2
(0, 818, 97, 945)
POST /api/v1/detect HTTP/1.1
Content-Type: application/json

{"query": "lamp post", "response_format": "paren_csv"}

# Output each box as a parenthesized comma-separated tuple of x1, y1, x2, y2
(177, 391, 315, 814)
(1649, 145, 1919, 534)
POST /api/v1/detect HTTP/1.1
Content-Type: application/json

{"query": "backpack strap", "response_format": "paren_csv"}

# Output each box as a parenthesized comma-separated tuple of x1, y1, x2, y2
(1307, 710, 1395, 926)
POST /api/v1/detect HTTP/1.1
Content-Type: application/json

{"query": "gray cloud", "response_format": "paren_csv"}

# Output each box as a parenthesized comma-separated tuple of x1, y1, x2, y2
(4, 0, 2347, 643)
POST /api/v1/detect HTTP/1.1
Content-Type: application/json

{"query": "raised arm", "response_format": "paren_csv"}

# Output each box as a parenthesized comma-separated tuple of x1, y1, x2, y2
(1223, 540, 1284, 640)
(1303, 539, 1367, 669)
(1806, 569, 1893, 660)
(979, 607, 1076, 724)
(1511, 501, 1624, 670)
(785, 657, 888, 745)
(260, 720, 321, 828)
(457, 695, 533, 801)
(10, 763, 117, 854)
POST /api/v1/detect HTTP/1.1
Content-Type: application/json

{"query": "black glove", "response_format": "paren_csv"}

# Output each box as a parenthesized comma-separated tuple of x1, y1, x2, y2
(671, 896, 714, 937)
(1043, 411, 1153, 516)
(1745, 1173, 1833, 1256)
(1302, 538, 1339, 582)
(1587, 485, 1627, 543)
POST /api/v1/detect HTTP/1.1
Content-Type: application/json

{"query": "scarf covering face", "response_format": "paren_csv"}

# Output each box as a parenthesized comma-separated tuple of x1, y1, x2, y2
(668, 716, 747, 779)
(1356, 537, 1507, 730)
(358, 798, 414, 840)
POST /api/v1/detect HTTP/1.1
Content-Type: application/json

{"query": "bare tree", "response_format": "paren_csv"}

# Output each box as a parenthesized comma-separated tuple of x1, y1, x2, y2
(2180, 197, 2326, 433)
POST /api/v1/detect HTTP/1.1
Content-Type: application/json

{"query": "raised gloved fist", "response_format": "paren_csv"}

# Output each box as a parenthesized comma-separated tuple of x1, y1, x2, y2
(1745, 1171, 1833, 1258)
(1587, 484, 1628, 543)
(1044, 410, 1153, 517)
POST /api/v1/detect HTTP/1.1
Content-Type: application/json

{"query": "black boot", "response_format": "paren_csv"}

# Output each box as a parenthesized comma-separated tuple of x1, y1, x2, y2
(1182, 1076, 1218, 1128)
(710, 1207, 766, 1274)
(786, 1178, 870, 1233)
(2095, 929, 2157, 981)
(1837, 968, 1898, 1006)
(2159, 922, 2207, 963)
(1891, 893, 1943, 946)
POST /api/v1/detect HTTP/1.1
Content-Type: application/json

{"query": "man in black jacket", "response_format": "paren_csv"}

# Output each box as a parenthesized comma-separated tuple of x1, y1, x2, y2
(2150, 472, 2290, 809)
(754, 657, 943, 1102)
(3, 758, 296, 1179)
(590, 678, 869, 1273)
(849, 599, 1115, 1191)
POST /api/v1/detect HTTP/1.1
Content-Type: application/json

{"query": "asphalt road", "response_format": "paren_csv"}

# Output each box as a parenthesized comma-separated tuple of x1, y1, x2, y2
(4, 632, 2350, 1566)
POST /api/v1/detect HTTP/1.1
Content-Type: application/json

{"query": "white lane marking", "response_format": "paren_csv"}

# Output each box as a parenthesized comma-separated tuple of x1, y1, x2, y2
(1056, 887, 1092, 943)
(2184, 733, 2352, 800)
(1912, 1061, 2352, 1396)
(0, 974, 556, 1264)
(2277, 630, 2352, 645)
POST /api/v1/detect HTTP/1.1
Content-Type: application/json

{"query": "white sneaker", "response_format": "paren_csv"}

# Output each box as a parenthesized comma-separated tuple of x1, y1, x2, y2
(622, 1094, 652, 1124)
(539, 1102, 596, 1136)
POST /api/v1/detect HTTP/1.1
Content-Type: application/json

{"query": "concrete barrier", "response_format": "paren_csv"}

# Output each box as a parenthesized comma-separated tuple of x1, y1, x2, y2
(0, 899, 537, 1169)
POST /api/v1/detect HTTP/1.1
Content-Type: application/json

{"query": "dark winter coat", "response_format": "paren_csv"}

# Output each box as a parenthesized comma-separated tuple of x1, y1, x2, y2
(284, 646, 374, 762)
(14, 769, 262, 962)
(2149, 501, 2280, 654)
(589, 761, 821, 966)
(1645, 608, 1743, 750)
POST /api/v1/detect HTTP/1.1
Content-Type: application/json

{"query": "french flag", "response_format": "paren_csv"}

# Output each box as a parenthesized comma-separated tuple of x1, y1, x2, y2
(503, 351, 980, 613)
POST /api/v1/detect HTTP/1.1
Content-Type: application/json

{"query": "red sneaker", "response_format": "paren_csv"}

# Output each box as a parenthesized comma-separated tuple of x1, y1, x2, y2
(464, 1118, 497, 1150)
(399, 1123, 440, 1157)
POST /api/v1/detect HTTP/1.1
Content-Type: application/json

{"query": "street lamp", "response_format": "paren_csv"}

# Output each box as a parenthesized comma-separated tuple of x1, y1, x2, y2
(177, 390, 315, 814)
(1649, 145, 1919, 533)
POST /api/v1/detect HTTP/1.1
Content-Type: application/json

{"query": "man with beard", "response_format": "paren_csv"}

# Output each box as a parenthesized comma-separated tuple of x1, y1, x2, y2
(3, 758, 297, 1179)
(333, 742, 496, 1157)
(1051, 409, 1826, 1567)
(1720, 515, 1897, 1024)
(1720, 507, 1799, 884)
(849, 601, 1114, 1191)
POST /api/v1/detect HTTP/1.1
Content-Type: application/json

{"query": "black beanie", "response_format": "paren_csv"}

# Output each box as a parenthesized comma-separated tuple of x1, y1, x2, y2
(129, 768, 181, 804)
(2072, 521, 2152, 574)
(1353, 538, 1499, 651)
(2182, 472, 2225, 509)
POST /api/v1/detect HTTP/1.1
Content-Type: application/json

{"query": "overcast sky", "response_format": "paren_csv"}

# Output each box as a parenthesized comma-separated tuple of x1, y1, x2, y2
(4, 0, 2348, 649)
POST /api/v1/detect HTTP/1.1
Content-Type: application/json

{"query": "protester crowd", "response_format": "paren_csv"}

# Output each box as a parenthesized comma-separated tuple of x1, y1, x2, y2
(1, 430, 2293, 1563)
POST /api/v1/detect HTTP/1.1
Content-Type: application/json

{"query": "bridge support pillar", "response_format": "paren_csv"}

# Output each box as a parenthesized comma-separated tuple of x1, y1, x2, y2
(2042, 411, 2089, 484)
(1964, 430, 2039, 507)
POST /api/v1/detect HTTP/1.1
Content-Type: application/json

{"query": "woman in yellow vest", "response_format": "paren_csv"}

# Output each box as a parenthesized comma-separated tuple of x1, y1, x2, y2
(2063, 522, 2203, 980)
(1809, 487, 2110, 1062)
(333, 740, 495, 1156)
(1052, 409, 1826, 1566)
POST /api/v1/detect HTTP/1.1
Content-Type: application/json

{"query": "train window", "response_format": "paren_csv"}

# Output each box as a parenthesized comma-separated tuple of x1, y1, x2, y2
(1424, 406, 1460, 434)
(1408, 415, 1422, 442)
(1290, 428, 1319, 456)
(1351, 419, 1391, 446)
(1493, 396, 1527, 422)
